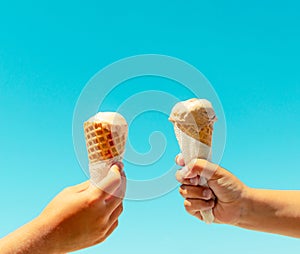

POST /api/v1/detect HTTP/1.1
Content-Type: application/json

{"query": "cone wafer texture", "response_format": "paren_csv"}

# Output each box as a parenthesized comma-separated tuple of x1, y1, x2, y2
(84, 122, 126, 163)
(84, 112, 128, 164)
(175, 123, 213, 146)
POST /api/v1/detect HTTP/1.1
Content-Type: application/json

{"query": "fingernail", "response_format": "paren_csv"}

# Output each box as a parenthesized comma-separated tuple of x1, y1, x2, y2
(112, 162, 124, 171)
(176, 156, 180, 165)
(176, 154, 185, 166)
(184, 200, 191, 207)
(180, 188, 187, 195)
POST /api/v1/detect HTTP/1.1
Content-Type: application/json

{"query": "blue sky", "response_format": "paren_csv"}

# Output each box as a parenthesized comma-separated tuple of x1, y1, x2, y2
(0, 1, 300, 253)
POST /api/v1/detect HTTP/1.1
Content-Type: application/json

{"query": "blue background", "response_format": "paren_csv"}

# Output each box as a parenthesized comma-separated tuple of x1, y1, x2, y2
(0, 0, 300, 253)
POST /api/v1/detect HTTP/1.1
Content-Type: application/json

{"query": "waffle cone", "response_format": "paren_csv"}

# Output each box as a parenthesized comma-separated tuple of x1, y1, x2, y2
(84, 121, 126, 164)
(175, 123, 214, 147)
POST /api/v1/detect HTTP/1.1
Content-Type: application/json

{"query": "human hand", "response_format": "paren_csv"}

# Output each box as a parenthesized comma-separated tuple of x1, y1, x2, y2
(175, 155, 248, 225)
(36, 163, 126, 253)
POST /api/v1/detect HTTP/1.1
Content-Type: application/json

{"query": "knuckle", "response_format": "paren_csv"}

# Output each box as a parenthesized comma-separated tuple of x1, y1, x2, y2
(189, 158, 199, 167)
(98, 215, 108, 225)
(87, 194, 102, 207)
(195, 159, 207, 170)
(201, 188, 209, 199)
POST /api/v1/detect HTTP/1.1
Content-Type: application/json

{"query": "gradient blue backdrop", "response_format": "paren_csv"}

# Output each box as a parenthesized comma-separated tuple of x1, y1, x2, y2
(1, 1, 300, 253)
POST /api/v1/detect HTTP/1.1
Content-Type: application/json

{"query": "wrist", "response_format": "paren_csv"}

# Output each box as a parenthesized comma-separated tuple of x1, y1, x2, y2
(235, 187, 261, 230)
(33, 215, 64, 254)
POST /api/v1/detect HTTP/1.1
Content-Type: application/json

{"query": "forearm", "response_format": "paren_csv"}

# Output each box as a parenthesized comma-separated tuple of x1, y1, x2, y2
(0, 216, 62, 254)
(237, 187, 300, 238)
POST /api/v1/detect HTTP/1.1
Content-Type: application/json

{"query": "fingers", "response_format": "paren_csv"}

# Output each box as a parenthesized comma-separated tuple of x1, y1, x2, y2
(176, 167, 199, 184)
(108, 203, 123, 222)
(105, 195, 122, 212)
(175, 158, 222, 223)
(186, 159, 219, 180)
(104, 204, 123, 238)
(179, 185, 213, 200)
(176, 159, 219, 183)
(104, 220, 119, 238)
(184, 198, 215, 214)
(176, 173, 201, 186)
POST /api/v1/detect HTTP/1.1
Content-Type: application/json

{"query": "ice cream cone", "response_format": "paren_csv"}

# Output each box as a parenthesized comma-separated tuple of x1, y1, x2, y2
(84, 112, 128, 184)
(169, 98, 217, 224)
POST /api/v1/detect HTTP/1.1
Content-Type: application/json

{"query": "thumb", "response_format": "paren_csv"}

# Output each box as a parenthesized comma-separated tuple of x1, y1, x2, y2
(186, 159, 219, 180)
(89, 163, 123, 199)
